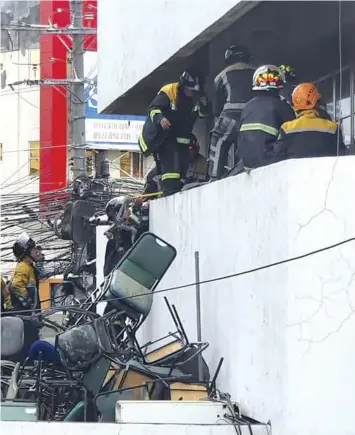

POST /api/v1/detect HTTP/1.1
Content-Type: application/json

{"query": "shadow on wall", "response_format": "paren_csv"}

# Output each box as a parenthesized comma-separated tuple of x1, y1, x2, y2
(0, 0, 40, 53)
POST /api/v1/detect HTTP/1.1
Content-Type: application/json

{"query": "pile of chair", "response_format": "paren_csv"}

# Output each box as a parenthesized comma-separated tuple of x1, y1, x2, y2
(1, 232, 222, 423)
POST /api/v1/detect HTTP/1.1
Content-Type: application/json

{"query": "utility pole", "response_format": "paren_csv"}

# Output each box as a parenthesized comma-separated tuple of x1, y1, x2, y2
(71, 0, 87, 179)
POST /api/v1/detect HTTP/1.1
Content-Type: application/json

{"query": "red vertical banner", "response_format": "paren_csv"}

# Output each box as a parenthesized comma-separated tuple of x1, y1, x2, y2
(40, 0, 70, 199)
(39, 0, 97, 207)
(83, 0, 98, 51)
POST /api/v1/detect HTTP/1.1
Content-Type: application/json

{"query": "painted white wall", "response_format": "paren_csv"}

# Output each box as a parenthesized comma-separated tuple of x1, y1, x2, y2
(0, 50, 40, 195)
(142, 156, 355, 435)
(98, 0, 243, 112)
(1, 421, 268, 435)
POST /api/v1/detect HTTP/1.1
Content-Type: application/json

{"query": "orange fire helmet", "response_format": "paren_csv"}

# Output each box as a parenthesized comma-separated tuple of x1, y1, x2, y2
(292, 83, 321, 111)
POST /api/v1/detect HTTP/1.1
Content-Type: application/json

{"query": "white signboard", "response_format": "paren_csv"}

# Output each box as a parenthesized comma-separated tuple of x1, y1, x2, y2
(84, 51, 145, 151)
(86, 118, 145, 146)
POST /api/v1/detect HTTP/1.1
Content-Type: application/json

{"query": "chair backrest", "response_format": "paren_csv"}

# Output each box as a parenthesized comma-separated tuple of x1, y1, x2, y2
(56, 323, 100, 369)
(63, 401, 85, 422)
(112, 363, 155, 391)
(105, 232, 177, 319)
(169, 382, 208, 401)
(77, 232, 176, 324)
(71, 200, 95, 243)
(82, 356, 112, 395)
(145, 340, 185, 364)
(1, 317, 24, 359)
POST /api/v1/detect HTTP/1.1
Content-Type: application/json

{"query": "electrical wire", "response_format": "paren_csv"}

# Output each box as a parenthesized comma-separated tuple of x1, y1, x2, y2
(0, 161, 29, 187)
(6, 235, 355, 316)
(1, 87, 40, 96)
(9, 87, 40, 109)
(1, 144, 74, 154)
(1, 177, 145, 273)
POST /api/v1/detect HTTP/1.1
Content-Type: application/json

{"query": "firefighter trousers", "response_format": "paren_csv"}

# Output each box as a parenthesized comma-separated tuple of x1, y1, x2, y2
(156, 138, 190, 196)
(208, 113, 240, 179)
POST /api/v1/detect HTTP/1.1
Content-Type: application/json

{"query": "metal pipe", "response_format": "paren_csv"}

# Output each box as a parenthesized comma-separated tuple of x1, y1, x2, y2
(194, 251, 203, 382)
(313, 65, 350, 85)
(350, 67, 354, 155)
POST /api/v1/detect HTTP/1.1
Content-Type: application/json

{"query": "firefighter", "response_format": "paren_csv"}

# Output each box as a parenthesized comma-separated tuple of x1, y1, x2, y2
(236, 65, 295, 169)
(143, 134, 209, 195)
(138, 70, 209, 196)
(279, 64, 331, 120)
(208, 45, 255, 181)
(273, 82, 346, 161)
(9, 232, 40, 311)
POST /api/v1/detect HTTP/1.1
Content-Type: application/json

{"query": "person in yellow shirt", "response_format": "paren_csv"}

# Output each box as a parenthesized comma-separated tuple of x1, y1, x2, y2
(9, 233, 40, 311)
(273, 83, 346, 161)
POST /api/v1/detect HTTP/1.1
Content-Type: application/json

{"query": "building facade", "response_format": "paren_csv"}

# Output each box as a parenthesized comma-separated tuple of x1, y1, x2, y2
(97, 1, 355, 433)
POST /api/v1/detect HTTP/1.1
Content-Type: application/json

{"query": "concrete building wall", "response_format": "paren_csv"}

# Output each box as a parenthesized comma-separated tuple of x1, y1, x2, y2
(98, 0, 243, 113)
(2, 421, 268, 435)
(0, 49, 40, 194)
(143, 156, 355, 435)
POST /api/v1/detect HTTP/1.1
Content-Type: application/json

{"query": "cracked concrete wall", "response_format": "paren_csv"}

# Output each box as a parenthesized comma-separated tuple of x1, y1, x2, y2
(146, 156, 355, 435)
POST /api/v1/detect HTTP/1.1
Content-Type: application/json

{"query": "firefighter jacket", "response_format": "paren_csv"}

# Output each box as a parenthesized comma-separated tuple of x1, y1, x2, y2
(143, 153, 209, 195)
(1, 274, 13, 311)
(139, 83, 209, 157)
(212, 62, 255, 118)
(10, 258, 39, 307)
(273, 110, 346, 161)
(237, 92, 296, 168)
(280, 82, 332, 121)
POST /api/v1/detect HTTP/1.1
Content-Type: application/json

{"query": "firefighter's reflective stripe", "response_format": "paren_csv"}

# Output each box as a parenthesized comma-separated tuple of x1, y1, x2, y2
(149, 109, 162, 122)
(176, 137, 190, 144)
(280, 64, 292, 73)
(240, 123, 279, 137)
(223, 102, 246, 111)
(283, 127, 337, 135)
(138, 135, 148, 152)
(162, 172, 180, 181)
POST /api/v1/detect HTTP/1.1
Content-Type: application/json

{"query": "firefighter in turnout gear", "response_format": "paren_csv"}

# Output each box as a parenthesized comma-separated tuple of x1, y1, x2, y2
(139, 70, 210, 196)
(9, 233, 40, 311)
(208, 45, 255, 180)
(143, 134, 209, 195)
(273, 83, 346, 161)
(236, 65, 295, 169)
(279, 64, 331, 120)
